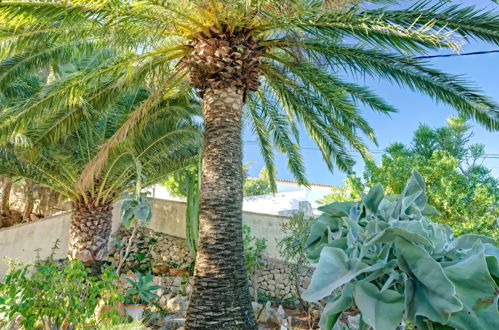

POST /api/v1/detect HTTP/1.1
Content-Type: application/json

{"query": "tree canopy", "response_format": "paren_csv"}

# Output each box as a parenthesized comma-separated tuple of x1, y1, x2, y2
(1, 0, 498, 192)
(321, 117, 498, 237)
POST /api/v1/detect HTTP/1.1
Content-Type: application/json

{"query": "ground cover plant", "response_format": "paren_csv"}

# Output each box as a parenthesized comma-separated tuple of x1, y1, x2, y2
(304, 171, 498, 330)
(0, 256, 124, 328)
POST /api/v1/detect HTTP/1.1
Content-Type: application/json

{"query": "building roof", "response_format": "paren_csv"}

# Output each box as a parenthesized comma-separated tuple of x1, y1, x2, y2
(275, 178, 342, 189)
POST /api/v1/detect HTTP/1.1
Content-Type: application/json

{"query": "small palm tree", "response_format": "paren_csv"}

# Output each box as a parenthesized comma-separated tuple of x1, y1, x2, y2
(1, 1, 499, 327)
(0, 71, 202, 266)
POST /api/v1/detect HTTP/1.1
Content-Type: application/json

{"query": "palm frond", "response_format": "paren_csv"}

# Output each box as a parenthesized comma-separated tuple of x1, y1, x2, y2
(291, 42, 499, 130)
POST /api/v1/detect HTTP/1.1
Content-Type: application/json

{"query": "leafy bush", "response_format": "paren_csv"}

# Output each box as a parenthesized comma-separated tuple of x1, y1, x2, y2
(303, 171, 498, 330)
(278, 213, 312, 308)
(243, 224, 267, 302)
(323, 117, 499, 237)
(0, 258, 123, 328)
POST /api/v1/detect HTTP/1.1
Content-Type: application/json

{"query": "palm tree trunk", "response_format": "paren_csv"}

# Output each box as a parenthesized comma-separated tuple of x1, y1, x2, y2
(68, 202, 113, 267)
(186, 87, 256, 329)
(23, 180, 35, 221)
(0, 176, 13, 216)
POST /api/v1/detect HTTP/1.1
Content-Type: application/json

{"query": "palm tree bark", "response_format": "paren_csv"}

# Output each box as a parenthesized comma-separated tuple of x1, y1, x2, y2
(23, 180, 36, 221)
(68, 202, 113, 266)
(0, 176, 12, 216)
(186, 87, 256, 329)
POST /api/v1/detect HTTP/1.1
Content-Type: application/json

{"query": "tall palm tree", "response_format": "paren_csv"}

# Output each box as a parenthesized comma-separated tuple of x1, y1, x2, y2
(0, 71, 202, 266)
(1, 0, 499, 327)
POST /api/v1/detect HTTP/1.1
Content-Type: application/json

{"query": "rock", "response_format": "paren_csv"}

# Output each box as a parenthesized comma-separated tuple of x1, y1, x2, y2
(252, 301, 263, 316)
(257, 301, 280, 327)
(333, 320, 348, 330)
(167, 295, 189, 314)
(160, 313, 185, 330)
(276, 305, 286, 323)
(159, 294, 172, 308)
(347, 314, 360, 330)
(148, 313, 165, 327)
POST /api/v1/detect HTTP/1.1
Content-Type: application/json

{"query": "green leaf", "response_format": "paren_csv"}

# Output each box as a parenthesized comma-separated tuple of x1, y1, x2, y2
(391, 221, 429, 238)
(318, 201, 355, 217)
(306, 238, 348, 262)
(362, 183, 384, 214)
(396, 237, 462, 324)
(365, 219, 389, 236)
(421, 204, 441, 217)
(302, 247, 369, 302)
(452, 234, 498, 250)
(319, 283, 354, 330)
(121, 206, 135, 228)
(354, 282, 404, 330)
(366, 227, 432, 247)
(392, 171, 426, 218)
(444, 242, 499, 330)
(133, 203, 151, 223)
(484, 244, 499, 280)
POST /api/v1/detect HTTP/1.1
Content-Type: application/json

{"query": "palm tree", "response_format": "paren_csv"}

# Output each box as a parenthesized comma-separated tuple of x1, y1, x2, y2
(0, 71, 202, 266)
(0, 74, 45, 219)
(1, 0, 499, 327)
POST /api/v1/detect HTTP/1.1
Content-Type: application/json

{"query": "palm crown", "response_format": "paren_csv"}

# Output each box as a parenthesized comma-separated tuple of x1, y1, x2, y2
(1, 0, 498, 190)
(0, 70, 202, 207)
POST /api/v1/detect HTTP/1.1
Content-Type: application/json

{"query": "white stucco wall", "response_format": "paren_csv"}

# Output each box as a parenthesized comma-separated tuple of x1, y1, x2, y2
(0, 199, 289, 276)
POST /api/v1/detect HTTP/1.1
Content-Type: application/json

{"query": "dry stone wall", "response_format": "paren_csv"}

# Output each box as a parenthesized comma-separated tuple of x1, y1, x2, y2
(109, 226, 312, 300)
(108, 226, 193, 273)
(255, 257, 313, 301)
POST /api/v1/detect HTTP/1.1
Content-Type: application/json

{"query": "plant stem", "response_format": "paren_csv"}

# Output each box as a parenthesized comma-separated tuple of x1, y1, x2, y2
(116, 224, 138, 275)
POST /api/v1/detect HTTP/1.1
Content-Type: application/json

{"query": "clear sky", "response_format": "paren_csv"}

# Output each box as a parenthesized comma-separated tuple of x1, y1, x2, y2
(242, 0, 499, 186)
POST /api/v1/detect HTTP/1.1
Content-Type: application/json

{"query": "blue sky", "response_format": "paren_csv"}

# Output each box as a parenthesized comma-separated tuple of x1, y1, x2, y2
(242, 0, 499, 186)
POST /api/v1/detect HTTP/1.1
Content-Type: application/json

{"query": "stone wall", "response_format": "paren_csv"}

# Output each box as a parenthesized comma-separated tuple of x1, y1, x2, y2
(256, 257, 313, 301)
(0, 198, 301, 285)
(107, 226, 193, 273)
(109, 225, 312, 301)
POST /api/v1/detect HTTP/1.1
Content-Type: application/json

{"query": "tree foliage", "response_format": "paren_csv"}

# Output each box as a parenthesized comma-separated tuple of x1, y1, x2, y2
(243, 167, 271, 197)
(1, 0, 499, 191)
(0, 58, 202, 206)
(321, 117, 498, 237)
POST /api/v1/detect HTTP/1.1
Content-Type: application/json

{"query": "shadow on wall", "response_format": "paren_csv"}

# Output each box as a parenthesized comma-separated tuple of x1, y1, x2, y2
(0, 198, 291, 277)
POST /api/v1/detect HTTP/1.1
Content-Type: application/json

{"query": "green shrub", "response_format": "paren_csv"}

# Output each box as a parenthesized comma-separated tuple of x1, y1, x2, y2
(304, 171, 498, 330)
(0, 258, 123, 328)
(243, 224, 267, 301)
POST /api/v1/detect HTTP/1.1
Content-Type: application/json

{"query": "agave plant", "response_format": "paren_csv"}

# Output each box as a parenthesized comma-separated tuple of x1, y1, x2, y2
(303, 171, 498, 330)
(125, 272, 161, 305)
(2, 0, 499, 327)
